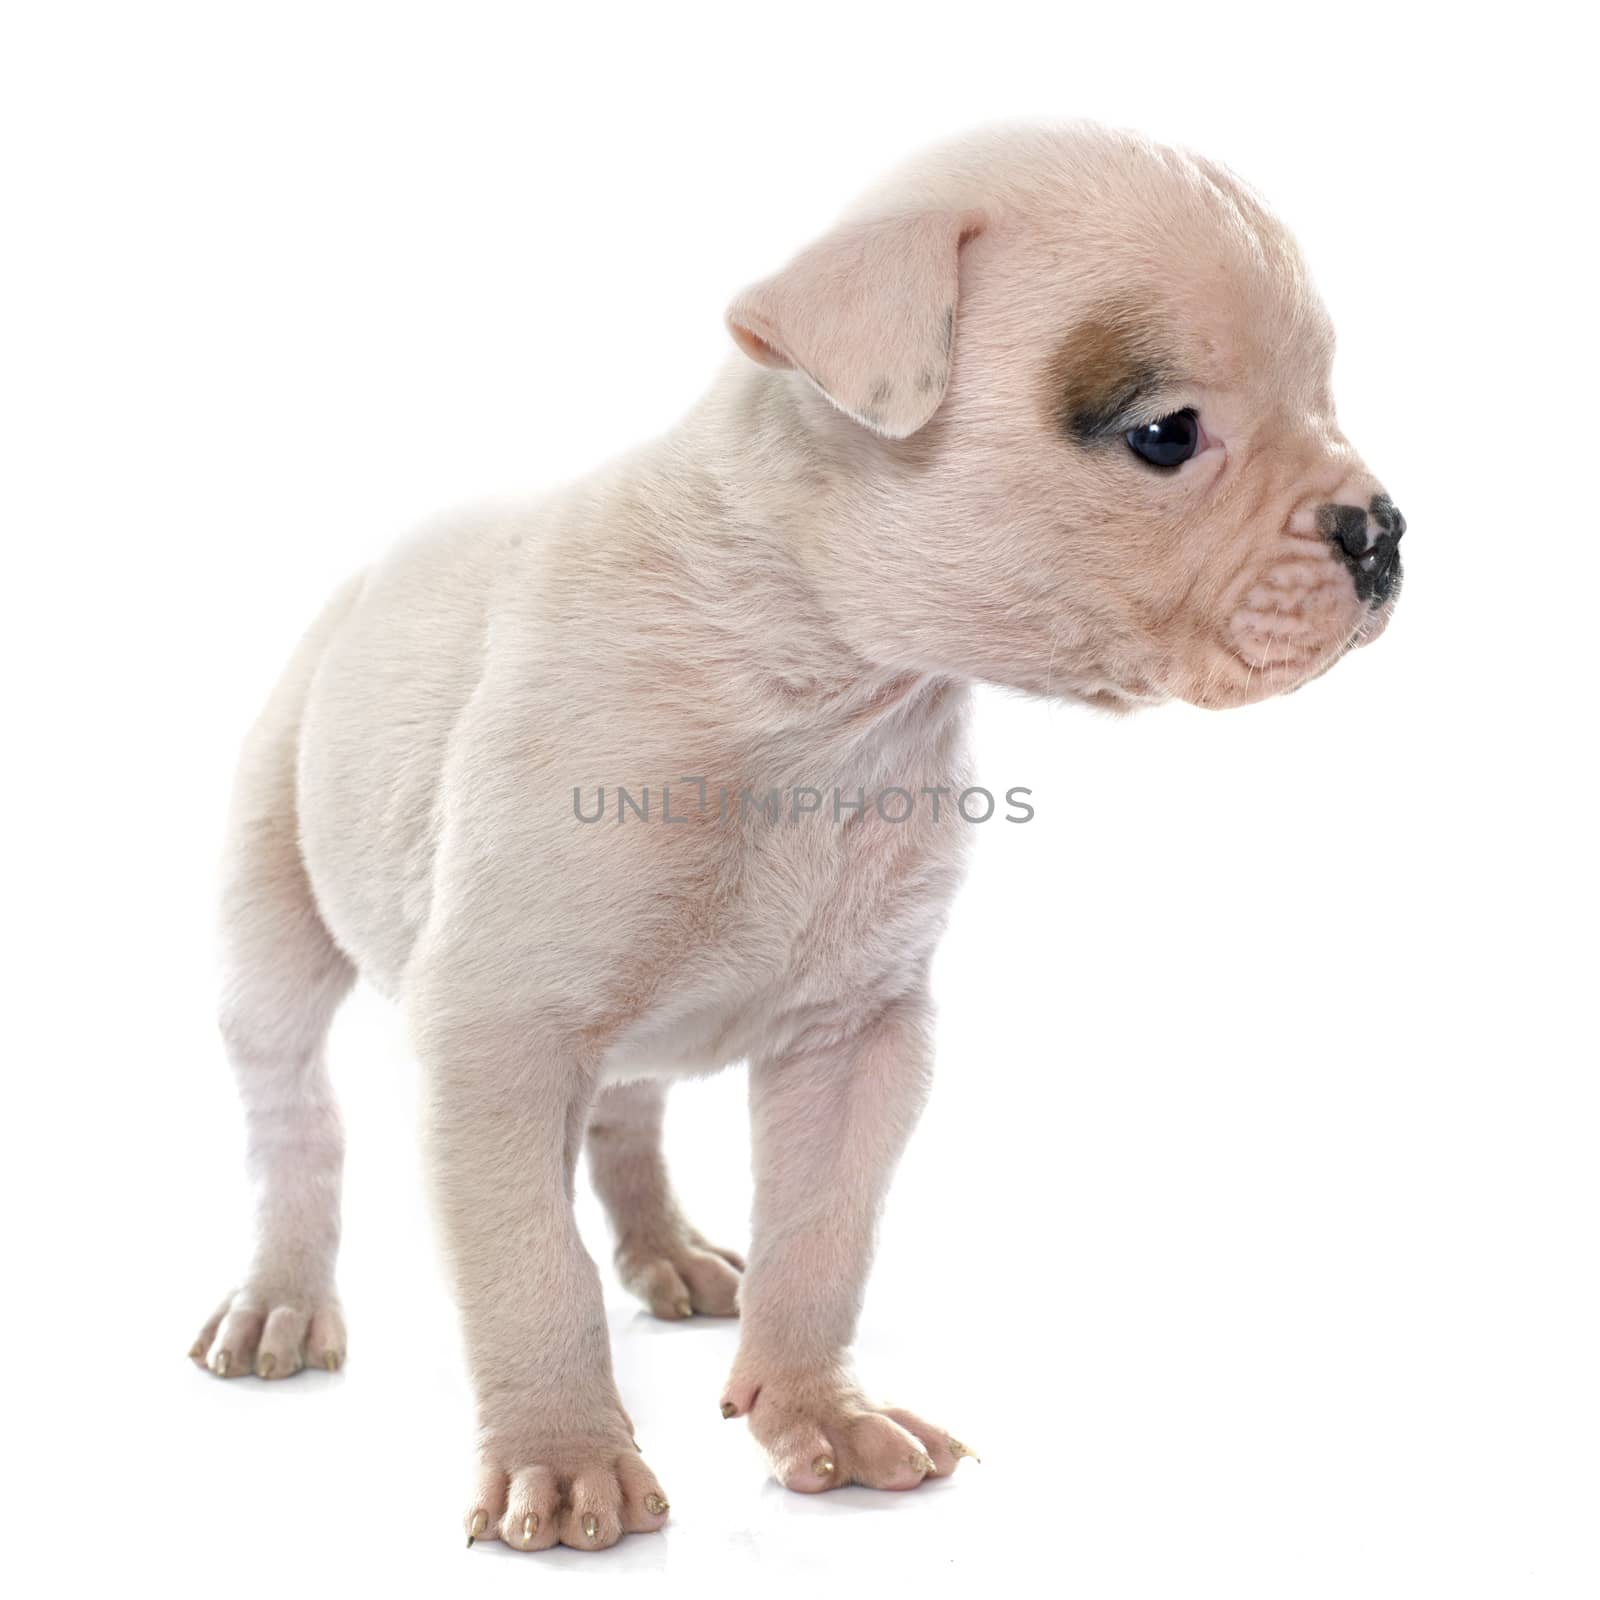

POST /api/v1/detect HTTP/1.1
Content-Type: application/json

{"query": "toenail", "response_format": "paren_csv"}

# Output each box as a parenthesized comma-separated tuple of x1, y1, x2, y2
(187, 1339, 205, 1360)
(644, 1493, 668, 1515)
(949, 1437, 981, 1462)
(910, 1451, 935, 1475)
(214, 1351, 232, 1377)
(720, 1400, 737, 1418)
(323, 1350, 342, 1372)
(466, 1510, 487, 1547)
(582, 1512, 599, 1542)
(257, 1353, 276, 1378)
(812, 1454, 835, 1478)
(522, 1512, 538, 1544)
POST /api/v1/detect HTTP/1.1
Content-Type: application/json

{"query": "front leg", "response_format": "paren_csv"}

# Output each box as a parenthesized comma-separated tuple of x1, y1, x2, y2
(418, 1006, 671, 1552)
(720, 991, 977, 1491)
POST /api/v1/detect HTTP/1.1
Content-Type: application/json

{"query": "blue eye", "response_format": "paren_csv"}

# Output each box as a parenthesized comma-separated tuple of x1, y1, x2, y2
(1125, 409, 1199, 468)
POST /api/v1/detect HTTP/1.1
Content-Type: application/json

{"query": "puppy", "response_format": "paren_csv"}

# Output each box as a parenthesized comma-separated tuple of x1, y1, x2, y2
(189, 121, 1403, 1551)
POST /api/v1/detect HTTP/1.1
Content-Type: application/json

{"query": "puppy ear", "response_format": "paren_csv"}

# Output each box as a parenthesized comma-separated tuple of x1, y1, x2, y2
(726, 208, 985, 440)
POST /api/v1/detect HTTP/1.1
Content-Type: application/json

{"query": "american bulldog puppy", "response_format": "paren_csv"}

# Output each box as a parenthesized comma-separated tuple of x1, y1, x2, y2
(190, 120, 1403, 1551)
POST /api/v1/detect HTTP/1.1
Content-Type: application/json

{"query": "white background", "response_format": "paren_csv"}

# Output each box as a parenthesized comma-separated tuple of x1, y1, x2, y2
(4, 3, 1595, 1596)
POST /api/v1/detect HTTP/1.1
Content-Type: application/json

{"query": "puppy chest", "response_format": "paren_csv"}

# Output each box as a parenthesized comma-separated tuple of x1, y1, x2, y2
(605, 811, 969, 1076)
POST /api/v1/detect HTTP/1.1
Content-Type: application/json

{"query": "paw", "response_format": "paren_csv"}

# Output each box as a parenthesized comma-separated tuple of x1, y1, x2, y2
(189, 1286, 346, 1379)
(615, 1229, 743, 1320)
(720, 1369, 975, 1492)
(466, 1426, 670, 1552)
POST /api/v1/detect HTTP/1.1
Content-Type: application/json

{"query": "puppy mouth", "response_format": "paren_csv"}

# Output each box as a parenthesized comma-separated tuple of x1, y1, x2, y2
(1219, 618, 1352, 696)
(1184, 535, 1403, 709)
(1216, 640, 1340, 704)
(1193, 588, 1396, 707)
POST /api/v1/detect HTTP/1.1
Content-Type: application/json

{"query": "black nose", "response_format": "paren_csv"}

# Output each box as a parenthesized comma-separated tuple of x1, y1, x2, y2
(1318, 496, 1405, 606)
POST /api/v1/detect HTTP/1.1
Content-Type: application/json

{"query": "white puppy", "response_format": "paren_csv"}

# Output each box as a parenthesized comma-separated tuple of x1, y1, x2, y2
(190, 121, 1403, 1552)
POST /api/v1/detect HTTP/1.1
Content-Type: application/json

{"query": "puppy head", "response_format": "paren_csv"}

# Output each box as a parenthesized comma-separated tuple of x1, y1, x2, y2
(725, 123, 1403, 711)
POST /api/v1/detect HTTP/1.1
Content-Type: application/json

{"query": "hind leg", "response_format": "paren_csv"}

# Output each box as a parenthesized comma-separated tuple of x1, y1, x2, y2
(586, 1081, 744, 1320)
(191, 623, 356, 1379)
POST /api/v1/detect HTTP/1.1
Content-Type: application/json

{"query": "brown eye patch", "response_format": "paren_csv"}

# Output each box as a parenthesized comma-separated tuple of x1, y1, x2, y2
(1044, 307, 1178, 444)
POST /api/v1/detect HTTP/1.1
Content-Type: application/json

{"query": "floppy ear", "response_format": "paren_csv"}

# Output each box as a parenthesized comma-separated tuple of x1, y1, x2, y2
(725, 208, 985, 439)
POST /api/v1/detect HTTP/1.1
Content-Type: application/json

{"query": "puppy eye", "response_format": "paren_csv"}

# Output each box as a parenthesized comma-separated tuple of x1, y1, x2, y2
(1125, 409, 1200, 469)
